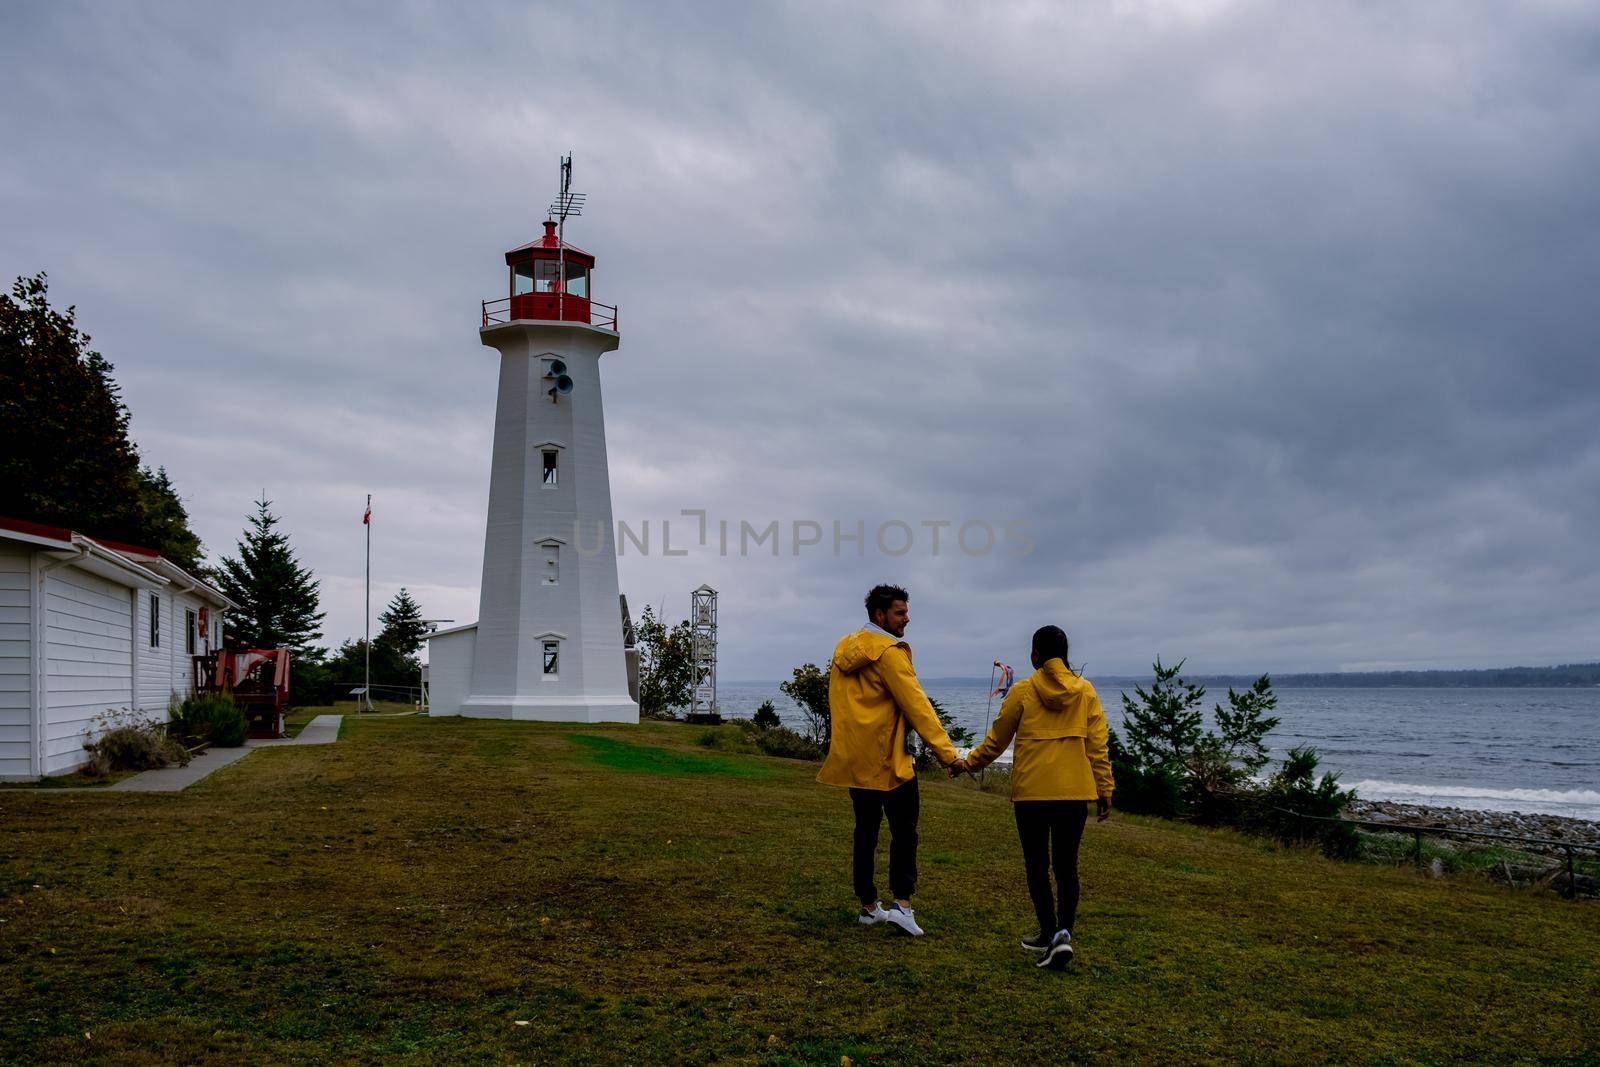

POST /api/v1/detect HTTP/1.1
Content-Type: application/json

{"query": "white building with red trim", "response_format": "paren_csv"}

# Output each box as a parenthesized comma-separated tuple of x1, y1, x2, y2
(0, 515, 235, 779)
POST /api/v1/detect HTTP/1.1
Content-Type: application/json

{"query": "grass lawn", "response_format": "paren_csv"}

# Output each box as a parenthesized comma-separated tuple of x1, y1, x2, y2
(0, 716, 1595, 1065)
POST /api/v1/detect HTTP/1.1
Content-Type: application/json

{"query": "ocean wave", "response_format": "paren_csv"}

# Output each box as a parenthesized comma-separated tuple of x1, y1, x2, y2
(1349, 779, 1600, 818)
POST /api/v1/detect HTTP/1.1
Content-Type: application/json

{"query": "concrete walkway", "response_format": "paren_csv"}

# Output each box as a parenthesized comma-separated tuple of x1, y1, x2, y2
(106, 714, 343, 793)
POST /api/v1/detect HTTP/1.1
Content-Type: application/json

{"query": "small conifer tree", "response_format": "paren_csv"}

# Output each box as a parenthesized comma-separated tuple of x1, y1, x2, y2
(215, 497, 325, 652)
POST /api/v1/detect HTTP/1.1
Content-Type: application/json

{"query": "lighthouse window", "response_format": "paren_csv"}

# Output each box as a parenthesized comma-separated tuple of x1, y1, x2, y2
(512, 262, 536, 296)
(535, 260, 561, 293)
(543, 543, 559, 585)
(563, 263, 589, 298)
(543, 641, 559, 675)
(542, 449, 558, 486)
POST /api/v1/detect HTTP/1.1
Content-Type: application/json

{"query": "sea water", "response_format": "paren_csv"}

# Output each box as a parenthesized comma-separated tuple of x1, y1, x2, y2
(714, 683, 1600, 821)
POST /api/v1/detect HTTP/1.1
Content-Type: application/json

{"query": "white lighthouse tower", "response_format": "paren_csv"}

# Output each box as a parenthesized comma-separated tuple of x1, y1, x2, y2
(426, 165, 638, 723)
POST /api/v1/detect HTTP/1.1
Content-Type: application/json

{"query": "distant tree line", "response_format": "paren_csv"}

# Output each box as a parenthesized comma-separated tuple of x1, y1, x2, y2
(1100, 663, 1600, 689)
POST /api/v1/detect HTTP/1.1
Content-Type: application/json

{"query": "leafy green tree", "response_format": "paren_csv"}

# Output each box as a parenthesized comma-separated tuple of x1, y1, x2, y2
(377, 588, 428, 658)
(326, 638, 416, 699)
(635, 605, 695, 719)
(751, 700, 781, 729)
(215, 497, 325, 652)
(290, 647, 335, 707)
(1119, 657, 1206, 771)
(781, 662, 831, 746)
(1, 272, 202, 564)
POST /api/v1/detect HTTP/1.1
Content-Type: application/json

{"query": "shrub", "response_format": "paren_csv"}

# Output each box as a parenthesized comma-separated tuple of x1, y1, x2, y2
(166, 691, 207, 745)
(81, 709, 189, 777)
(169, 693, 247, 747)
(1110, 757, 1186, 818)
(751, 700, 781, 729)
(697, 727, 754, 754)
(751, 725, 823, 761)
(203, 697, 248, 747)
(1247, 747, 1358, 859)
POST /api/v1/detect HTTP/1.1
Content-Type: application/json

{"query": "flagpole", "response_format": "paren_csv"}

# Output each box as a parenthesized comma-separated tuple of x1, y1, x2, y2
(979, 660, 999, 788)
(364, 493, 371, 714)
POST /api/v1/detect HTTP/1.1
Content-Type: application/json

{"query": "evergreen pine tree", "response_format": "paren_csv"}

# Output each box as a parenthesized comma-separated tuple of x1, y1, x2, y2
(2, 272, 146, 541)
(216, 497, 325, 651)
(377, 588, 428, 658)
(135, 465, 204, 571)
(1, 273, 204, 563)
(1119, 656, 1206, 770)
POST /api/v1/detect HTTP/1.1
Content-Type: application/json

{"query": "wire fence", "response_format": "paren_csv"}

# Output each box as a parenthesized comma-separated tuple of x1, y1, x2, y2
(1279, 807, 1599, 900)
(333, 681, 423, 707)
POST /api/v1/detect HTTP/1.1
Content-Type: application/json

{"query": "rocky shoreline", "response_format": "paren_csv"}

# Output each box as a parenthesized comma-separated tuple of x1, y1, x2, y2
(1347, 799, 1600, 850)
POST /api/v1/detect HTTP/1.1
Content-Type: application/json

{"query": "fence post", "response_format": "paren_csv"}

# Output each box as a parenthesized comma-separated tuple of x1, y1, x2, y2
(1564, 846, 1576, 900)
(1412, 829, 1423, 866)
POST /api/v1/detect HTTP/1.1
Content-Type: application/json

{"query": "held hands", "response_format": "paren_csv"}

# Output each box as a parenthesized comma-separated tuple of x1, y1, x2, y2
(947, 757, 969, 779)
(1096, 796, 1112, 822)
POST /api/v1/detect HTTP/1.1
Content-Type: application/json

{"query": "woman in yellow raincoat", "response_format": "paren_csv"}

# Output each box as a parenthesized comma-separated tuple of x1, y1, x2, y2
(956, 625, 1114, 968)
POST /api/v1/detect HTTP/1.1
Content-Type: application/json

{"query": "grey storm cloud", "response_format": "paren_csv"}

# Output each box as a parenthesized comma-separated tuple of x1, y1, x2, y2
(3, 0, 1597, 679)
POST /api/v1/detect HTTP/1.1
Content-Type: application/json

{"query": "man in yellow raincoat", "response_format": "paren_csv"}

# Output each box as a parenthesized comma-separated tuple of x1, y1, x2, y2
(817, 584, 958, 936)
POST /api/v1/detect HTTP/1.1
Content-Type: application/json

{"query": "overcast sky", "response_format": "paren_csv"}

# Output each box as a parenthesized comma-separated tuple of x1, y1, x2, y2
(4, 1, 1598, 679)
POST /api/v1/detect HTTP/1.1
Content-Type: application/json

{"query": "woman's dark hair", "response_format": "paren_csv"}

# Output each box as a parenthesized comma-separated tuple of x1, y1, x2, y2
(864, 584, 909, 616)
(1032, 625, 1071, 668)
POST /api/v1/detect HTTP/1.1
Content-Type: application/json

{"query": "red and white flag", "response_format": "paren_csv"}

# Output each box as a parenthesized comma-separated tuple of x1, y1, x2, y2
(363, 501, 371, 525)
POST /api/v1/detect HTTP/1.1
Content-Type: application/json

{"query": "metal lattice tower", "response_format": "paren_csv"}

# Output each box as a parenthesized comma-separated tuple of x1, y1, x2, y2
(689, 584, 719, 723)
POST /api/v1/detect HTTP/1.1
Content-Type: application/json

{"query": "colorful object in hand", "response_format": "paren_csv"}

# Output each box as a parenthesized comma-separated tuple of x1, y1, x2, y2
(990, 661, 1015, 699)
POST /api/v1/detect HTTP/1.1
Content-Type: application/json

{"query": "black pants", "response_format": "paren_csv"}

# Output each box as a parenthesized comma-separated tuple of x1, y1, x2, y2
(849, 778, 919, 904)
(1014, 800, 1089, 935)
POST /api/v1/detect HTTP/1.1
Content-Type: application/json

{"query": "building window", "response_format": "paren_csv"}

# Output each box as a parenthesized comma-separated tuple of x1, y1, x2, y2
(543, 449, 558, 486)
(564, 263, 590, 298)
(535, 260, 561, 293)
(543, 641, 559, 675)
(512, 262, 535, 296)
(542, 543, 559, 586)
(149, 594, 160, 648)
(185, 609, 197, 654)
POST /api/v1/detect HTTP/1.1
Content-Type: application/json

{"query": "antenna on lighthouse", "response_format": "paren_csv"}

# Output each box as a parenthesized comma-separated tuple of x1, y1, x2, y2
(548, 153, 587, 323)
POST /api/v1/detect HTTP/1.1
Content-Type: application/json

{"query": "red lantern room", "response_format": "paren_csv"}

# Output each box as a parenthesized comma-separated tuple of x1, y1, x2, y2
(483, 219, 617, 331)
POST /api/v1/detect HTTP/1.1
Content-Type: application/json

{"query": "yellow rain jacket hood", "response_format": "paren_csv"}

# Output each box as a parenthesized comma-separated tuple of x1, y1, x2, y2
(964, 658, 1115, 802)
(816, 629, 958, 791)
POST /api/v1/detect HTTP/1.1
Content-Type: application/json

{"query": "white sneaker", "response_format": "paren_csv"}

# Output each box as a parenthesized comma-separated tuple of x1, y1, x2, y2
(858, 902, 889, 925)
(1037, 928, 1073, 969)
(884, 903, 925, 937)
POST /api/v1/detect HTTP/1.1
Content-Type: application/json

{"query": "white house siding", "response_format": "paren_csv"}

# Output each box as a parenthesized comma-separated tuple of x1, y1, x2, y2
(426, 626, 476, 716)
(169, 591, 205, 701)
(43, 566, 133, 775)
(134, 586, 170, 715)
(0, 547, 32, 778)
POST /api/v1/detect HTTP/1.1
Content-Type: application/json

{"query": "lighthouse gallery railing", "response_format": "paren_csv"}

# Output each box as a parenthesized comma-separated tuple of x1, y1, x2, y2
(482, 296, 618, 331)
